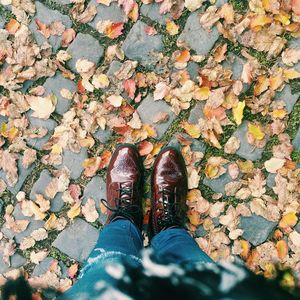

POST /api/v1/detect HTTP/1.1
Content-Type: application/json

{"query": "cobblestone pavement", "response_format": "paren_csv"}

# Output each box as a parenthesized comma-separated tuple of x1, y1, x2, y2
(0, 0, 299, 291)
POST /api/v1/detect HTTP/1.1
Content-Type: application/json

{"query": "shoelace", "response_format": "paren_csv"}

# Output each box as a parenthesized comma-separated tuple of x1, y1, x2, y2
(157, 188, 180, 227)
(101, 184, 141, 221)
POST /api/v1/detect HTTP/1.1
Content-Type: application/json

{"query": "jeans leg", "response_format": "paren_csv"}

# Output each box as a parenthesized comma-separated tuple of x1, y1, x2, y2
(150, 227, 214, 264)
(62, 219, 143, 299)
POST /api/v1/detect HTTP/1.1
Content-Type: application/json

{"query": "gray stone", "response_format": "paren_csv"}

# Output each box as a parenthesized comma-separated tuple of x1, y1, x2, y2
(168, 133, 206, 153)
(203, 165, 240, 195)
(286, 39, 300, 72)
(293, 126, 300, 150)
(188, 102, 204, 123)
(214, 0, 228, 7)
(187, 62, 200, 81)
(0, 253, 27, 274)
(32, 257, 67, 277)
(178, 11, 219, 55)
(1, 203, 44, 243)
(266, 173, 276, 188)
(275, 85, 299, 114)
(30, 169, 64, 212)
(195, 225, 207, 238)
(29, 2, 72, 52)
(0, 155, 35, 194)
(26, 111, 57, 150)
(67, 33, 104, 73)
(93, 128, 113, 144)
(82, 176, 107, 225)
(107, 60, 122, 77)
(233, 121, 266, 161)
(239, 214, 277, 246)
(59, 148, 88, 180)
(43, 72, 76, 115)
(0, 15, 5, 29)
(88, 1, 127, 29)
(137, 94, 176, 139)
(122, 21, 163, 67)
(0, 199, 3, 214)
(140, 3, 171, 25)
(295, 221, 300, 233)
(53, 0, 70, 5)
(52, 218, 99, 262)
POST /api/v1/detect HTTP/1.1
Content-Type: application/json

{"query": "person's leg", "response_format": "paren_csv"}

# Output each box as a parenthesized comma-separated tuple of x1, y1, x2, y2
(150, 227, 213, 264)
(63, 219, 143, 299)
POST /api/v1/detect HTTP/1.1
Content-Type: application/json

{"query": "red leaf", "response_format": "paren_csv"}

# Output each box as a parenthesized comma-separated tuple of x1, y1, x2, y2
(77, 80, 86, 94)
(144, 26, 157, 35)
(138, 140, 153, 156)
(68, 184, 81, 202)
(105, 22, 124, 39)
(124, 79, 136, 99)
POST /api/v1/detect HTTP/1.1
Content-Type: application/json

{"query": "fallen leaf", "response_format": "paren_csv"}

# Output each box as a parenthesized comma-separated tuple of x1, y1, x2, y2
(92, 73, 110, 89)
(61, 28, 76, 47)
(27, 95, 57, 120)
(67, 201, 81, 220)
(184, 0, 204, 12)
(5, 19, 20, 34)
(232, 101, 245, 125)
(75, 59, 95, 74)
(224, 136, 240, 154)
(248, 122, 265, 140)
(153, 112, 169, 124)
(105, 22, 124, 39)
(82, 198, 99, 223)
(124, 79, 136, 99)
(30, 250, 48, 264)
(182, 122, 201, 138)
(144, 26, 157, 35)
(193, 87, 210, 101)
(292, 0, 300, 14)
(175, 49, 190, 63)
(166, 19, 179, 35)
(276, 240, 288, 261)
(68, 264, 78, 279)
(138, 140, 153, 156)
(264, 157, 285, 173)
(22, 148, 37, 169)
(279, 212, 298, 229)
(153, 82, 170, 100)
(107, 95, 123, 107)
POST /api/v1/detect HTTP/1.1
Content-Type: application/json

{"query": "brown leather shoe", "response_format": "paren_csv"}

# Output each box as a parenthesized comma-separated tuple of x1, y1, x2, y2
(101, 144, 143, 229)
(149, 147, 188, 237)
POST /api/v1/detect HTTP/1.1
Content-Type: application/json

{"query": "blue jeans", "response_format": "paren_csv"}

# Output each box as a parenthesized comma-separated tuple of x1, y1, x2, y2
(63, 219, 213, 299)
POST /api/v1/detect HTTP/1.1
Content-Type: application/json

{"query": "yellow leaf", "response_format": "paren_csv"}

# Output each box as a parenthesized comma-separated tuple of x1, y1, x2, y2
(187, 210, 200, 226)
(272, 108, 287, 119)
(67, 202, 81, 220)
(283, 68, 300, 80)
(276, 240, 288, 261)
(237, 160, 254, 173)
(269, 71, 284, 91)
(232, 101, 245, 125)
(248, 122, 265, 140)
(240, 240, 250, 260)
(250, 15, 273, 31)
(44, 213, 57, 230)
(279, 212, 298, 229)
(30, 201, 47, 220)
(51, 144, 62, 155)
(0, 123, 7, 137)
(182, 122, 201, 138)
(166, 19, 179, 36)
(274, 11, 291, 25)
(193, 87, 210, 101)
(254, 75, 269, 96)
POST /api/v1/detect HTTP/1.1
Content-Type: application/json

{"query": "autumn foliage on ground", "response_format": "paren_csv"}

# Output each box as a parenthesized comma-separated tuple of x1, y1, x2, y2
(0, 0, 299, 295)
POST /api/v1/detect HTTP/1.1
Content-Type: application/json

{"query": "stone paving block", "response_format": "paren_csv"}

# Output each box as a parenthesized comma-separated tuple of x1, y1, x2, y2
(178, 11, 219, 55)
(88, 1, 127, 29)
(275, 85, 300, 114)
(30, 169, 64, 212)
(215, 0, 228, 7)
(187, 62, 200, 81)
(293, 126, 300, 150)
(52, 218, 99, 262)
(67, 33, 104, 73)
(26, 111, 57, 150)
(0, 155, 35, 195)
(188, 102, 204, 123)
(0, 253, 27, 274)
(140, 3, 171, 25)
(58, 148, 88, 180)
(295, 221, 300, 233)
(137, 94, 176, 139)
(53, 0, 70, 5)
(195, 225, 207, 238)
(0, 199, 3, 214)
(43, 72, 76, 115)
(233, 121, 267, 161)
(285, 39, 300, 72)
(1, 203, 44, 243)
(0, 15, 5, 29)
(93, 128, 113, 144)
(82, 176, 107, 224)
(32, 257, 67, 277)
(29, 1, 72, 52)
(203, 164, 240, 195)
(266, 173, 276, 188)
(107, 60, 122, 77)
(239, 214, 277, 246)
(122, 21, 164, 67)
(168, 133, 206, 153)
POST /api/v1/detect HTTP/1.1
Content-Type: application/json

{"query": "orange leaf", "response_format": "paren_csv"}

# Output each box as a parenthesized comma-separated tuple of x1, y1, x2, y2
(187, 210, 201, 226)
(105, 22, 124, 39)
(124, 79, 136, 99)
(77, 80, 86, 94)
(254, 75, 269, 96)
(68, 263, 78, 279)
(250, 15, 273, 31)
(99, 150, 112, 169)
(35, 19, 50, 38)
(276, 240, 288, 261)
(5, 19, 20, 34)
(279, 212, 298, 229)
(61, 28, 76, 47)
(240, 240, 250, 260)
(175, 50, 190, 63)
(283, 68, 300, 80)
(138, 140, 153, 156)
(128, 2, 139, 22)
